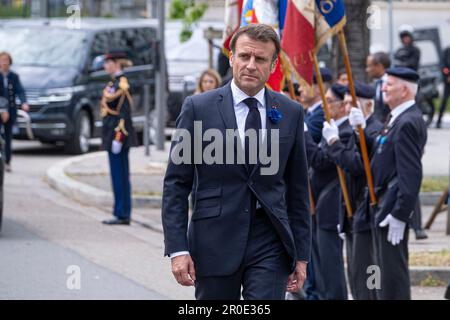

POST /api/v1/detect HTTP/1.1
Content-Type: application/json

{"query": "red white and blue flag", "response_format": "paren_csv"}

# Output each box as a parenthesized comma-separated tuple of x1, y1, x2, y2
(281, 0, 346, 87)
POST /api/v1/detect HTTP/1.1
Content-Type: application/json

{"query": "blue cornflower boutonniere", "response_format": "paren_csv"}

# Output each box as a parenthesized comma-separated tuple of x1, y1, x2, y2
(268, 105, 282, 124)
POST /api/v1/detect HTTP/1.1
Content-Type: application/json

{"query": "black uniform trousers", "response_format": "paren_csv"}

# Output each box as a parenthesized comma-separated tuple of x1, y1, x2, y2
(1, 118, 14, 164)
(374, 225, 411, 300)
(316, 227, 348, 300)
(194, 207, 291, 300)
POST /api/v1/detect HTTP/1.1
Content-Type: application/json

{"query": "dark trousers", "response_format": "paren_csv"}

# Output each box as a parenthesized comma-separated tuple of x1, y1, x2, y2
(316, 227, 348, 300)
(410, 200, 423, 231)
(108, 148, 132, 220)
(437, 84, 450, 125)
(375, 226, 411, 300)
(303, 216, 324, 300)
(195, 209, 291, 300)
(1, 120, 13, 164)
(352, 230, 378, 300)
(345, 232, 355, 298)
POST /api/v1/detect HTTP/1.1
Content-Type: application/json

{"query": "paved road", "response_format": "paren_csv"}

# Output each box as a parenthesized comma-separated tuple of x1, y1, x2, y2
(0, 140, 194, 300)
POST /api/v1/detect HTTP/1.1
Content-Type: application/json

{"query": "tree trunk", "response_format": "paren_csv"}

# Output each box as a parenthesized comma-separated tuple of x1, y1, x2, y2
(331, 0, 371, 82)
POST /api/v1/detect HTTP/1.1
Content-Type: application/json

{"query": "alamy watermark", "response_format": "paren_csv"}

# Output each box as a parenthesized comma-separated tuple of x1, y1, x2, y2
(170, 122, 280, 176)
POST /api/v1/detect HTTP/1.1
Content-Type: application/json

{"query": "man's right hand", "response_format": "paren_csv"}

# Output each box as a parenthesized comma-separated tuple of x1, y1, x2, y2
(171, 254, 196, 286)
(1, 111, 9, 124)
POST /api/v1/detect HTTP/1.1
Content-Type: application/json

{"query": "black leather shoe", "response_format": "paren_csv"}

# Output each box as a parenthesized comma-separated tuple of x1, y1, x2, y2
(102, 218, 130, 225)
(415, 229, 428, 240)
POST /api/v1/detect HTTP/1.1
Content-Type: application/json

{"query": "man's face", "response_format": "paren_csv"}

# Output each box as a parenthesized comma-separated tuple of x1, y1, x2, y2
(382, 75, 405, 109)
(366, 56, 383, 79)
(326, 89, 344, 120)
(401, 35, 412, 46)
(299, 84, 319, 107)
(104, 59, 120, 76)
(230, 35, 276, 96)
(0, 55, 11, 73)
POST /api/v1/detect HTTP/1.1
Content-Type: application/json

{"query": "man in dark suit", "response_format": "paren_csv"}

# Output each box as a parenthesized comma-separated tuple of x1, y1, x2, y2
(366, 52, 391, 123)
(436, 46, 450, 128)
(162, 24, 311, 300)
(299, 68, 332, 144)
(305, 83, 350, 300)
(328, 81, 382, 300)
(351, 67, 427, 300)
(0, 52, 29, 172)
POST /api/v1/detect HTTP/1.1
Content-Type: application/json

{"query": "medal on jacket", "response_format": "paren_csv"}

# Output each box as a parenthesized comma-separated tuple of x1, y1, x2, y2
(376, 135, 387, 154)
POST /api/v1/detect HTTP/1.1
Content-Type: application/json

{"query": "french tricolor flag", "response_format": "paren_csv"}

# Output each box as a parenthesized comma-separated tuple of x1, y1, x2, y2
(281, 0, 346, 87)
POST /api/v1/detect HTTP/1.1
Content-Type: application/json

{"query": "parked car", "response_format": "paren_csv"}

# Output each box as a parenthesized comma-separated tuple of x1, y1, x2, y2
(0, 18, 158, 153)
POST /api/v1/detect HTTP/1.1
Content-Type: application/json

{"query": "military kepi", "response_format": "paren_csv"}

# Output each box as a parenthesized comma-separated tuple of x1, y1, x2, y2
(385, 67, 420, 83)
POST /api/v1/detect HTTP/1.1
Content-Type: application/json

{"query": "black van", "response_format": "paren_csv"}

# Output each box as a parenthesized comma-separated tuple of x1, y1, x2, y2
(0, 18, 157, 154)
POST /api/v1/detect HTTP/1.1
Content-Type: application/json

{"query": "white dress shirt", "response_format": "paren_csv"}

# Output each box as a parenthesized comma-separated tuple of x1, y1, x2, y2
(388, 99, 415, 126)
(231, 79, 267, 145)
(170, 81, 267, 259)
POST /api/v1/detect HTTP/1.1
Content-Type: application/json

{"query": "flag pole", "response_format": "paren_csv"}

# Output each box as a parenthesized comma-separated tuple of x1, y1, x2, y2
(337, 30, 377, 206)
(286, 74, 316, 215)
(312, 53, 353, 218)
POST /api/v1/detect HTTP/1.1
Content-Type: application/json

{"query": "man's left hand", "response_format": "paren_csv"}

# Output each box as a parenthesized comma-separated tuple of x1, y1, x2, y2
(286, 261, 307, 293)
(21, 103, 30, 112)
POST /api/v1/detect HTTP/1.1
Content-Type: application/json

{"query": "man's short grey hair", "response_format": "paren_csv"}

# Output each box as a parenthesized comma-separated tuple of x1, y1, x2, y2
(400, 79, 419, 96)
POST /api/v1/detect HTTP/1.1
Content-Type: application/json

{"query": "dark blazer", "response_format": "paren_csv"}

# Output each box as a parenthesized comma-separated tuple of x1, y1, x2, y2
(101, 74, 136, 151)
(162, 83, 311, 277)
(370, 104, 427, 224)
(327, 114, 384, 233)
(372, 79, 390, 123)
(304, 104, 325, 144)
(305, 119, 353, 230)
(0, 71, 27, 123)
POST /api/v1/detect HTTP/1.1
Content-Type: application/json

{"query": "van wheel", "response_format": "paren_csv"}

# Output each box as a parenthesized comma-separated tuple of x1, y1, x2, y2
(65, 110, 91, 154)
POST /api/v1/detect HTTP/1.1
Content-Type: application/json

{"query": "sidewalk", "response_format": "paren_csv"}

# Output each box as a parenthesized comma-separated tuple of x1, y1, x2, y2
(46, 121, 450, 286)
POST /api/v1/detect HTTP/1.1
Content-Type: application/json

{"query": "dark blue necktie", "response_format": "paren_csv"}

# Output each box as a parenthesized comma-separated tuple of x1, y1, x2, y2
(243, 97, 261, 170)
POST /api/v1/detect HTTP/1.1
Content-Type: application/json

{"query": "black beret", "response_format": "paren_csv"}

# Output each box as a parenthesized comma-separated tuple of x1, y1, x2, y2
(313, 67, 332, 83)
(330, 84, 347, 100)
(351, 80, 376, 99)
(385, 67, 419, 83)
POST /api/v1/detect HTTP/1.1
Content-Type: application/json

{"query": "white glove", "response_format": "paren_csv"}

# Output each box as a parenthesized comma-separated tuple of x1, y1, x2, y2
(349, 107, 366, 130)
(322, 120, 339, 145)
(111, 140, 123, 154)
(304, 122, 308, 132)
(337, 224, 345, 241)
(379, 214, 406, 246)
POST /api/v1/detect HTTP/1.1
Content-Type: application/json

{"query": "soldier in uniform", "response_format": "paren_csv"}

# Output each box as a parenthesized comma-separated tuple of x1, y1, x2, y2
(306, 83, 350, 300)
(100, 52, 137, 225)
(0, 52, 30, 172)
(350, 67, 427, 300)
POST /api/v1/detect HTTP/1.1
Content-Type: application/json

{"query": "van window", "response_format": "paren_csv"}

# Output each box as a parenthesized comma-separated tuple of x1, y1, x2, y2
(0, 27, 87, 68)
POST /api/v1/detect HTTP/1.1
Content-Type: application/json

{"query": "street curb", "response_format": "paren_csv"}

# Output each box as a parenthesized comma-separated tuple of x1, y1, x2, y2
(420, 192, 445, 206)
(410, 266, 450, 286)
(46, 151, 163, 209)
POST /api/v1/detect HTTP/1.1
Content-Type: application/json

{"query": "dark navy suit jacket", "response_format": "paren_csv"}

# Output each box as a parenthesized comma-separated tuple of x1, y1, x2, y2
(0, 71, 27, 123)
(162, 83, 311, 277)
(368, 104, 427, 224)
(305, 119, 353, 230)
(304, 104, 325, 144)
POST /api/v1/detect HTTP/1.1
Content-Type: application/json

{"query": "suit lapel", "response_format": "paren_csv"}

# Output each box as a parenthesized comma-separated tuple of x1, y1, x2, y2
(249, 88, 279, 178)
(217, 83, 246, 166)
